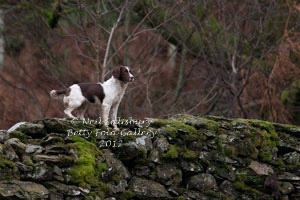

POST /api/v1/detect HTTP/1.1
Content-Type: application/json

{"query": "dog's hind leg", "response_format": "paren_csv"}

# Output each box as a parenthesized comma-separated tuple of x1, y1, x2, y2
(64, 107, 76, 118)
(78, 103, 88, 120)
(64, 101, 82, 119)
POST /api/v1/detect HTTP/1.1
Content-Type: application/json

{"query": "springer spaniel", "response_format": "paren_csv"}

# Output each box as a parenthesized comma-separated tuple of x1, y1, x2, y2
(50, 66, 134, 129)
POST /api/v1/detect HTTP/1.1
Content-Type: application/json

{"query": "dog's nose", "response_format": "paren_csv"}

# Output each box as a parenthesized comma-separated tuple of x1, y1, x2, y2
(130, 77, 135, 82)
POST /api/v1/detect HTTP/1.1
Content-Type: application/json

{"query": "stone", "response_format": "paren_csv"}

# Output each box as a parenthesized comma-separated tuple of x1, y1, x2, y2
(26, 144, 44, 154)
(79, 187, 90, 194)
(0, 167, 14, 181)
(153, 137, 169, 152)
(65, 197, 82, 200)
(214, 167, 236, 182)
(15, 161, 33, 172)
(53, 165, 62, 176)
(220, 180, 236, 197)
(136, 135, 153, 151)
(180, 161, 203, 173)
(31, 163, 53, 181)
(109, 179, 128, 194)
(53, 175, 64, 182)
(50, 192, 64, 200)
(150, 149, 160, 163)
(40, 135, 64, 146)
(274, 124, 300, 138)
(45, 144, 69, 154)
(249, 160, 274, 175)
(264, 173, 279, 199)
(133, 165, 151, 177)
(149, 137, 169, 164)
(116, 142, 144, 160)
(45, 181, 81, 196)
(279, 182, 294, 195)
(0, 180, 49, 199)
(42, 118, 68, 133)
(290, 193, 300, 199)
(14, 123, 46, 138)
(0, 130, 9, 143)
(7, 122, 27, 133)
(171, 187, 206, 200)
(116, 135, 152, 161)
(3, 138, 29, 162)
(33, 154, 73, 167)
(187, 173, 218, 191)
(129, 177, 170, 199)
(278, 172, 300, 181)
(283, 151, 300, 165)
(4, 115, 300, 200)
(278, 138, 300, 152)
(103, 149, 131, 180)
(156, 164, 182, 186)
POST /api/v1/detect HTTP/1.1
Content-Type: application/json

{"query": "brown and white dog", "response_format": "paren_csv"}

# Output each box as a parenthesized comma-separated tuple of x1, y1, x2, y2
(50, 66, 134, 129)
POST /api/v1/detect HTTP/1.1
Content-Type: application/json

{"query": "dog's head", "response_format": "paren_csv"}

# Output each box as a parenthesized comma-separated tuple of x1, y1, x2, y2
(112, 66, 134, 83)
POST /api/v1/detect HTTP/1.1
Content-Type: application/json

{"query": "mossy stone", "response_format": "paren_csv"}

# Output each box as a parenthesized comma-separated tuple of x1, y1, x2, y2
(162, 145, 178, 159)
(9, 130, 27, 142)
(177, 196, 186, 200)
(119, 190, 134, 200)
(0, 154, 15, 168)
(67, 136, 105, 190)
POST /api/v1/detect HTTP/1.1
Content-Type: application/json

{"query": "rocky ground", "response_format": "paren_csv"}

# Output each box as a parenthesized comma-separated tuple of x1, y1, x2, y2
(1, 114, 300, 200)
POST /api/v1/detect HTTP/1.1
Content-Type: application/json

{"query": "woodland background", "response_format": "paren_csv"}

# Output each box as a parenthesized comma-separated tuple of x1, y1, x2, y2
(0, 0, 300, 129)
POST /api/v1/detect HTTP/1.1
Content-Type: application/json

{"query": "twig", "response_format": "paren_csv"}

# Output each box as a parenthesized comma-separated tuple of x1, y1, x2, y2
(101, 1, 126, 81)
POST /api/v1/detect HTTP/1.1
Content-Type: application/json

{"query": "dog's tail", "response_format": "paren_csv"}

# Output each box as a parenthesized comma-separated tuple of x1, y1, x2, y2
(50, 88, 70, 99)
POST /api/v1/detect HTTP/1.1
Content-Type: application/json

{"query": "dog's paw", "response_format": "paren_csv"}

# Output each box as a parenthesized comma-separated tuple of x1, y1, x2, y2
(113, 127, 120, 131)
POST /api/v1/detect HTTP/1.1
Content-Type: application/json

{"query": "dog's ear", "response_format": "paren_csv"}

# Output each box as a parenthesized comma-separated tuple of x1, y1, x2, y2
(112, 66, 121, 79)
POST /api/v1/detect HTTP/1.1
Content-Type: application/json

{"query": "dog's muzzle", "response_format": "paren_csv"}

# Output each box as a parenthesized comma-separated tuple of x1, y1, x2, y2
(129, 77, 134, 82)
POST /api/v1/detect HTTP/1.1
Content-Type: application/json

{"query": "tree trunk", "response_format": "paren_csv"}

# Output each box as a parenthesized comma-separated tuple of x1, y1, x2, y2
(0, 9, 4, 72)
(173, 47, 187, 104)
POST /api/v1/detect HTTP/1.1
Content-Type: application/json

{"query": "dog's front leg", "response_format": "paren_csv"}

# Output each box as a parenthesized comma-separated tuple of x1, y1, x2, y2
(110, 102, 121, 130)
(102, 103, 111, 128)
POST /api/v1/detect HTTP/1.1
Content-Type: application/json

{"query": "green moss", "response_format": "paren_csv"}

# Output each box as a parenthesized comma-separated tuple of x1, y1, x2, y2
(152, 119, 197, 133)
(214, 136, 223, 152)
(97, 181, 110, 194)
(237, 171, 265, 186)
(234, 181, 261, 199)
(162, 145, 178, 159)
(177, 196, 186, 200)
(95, 162, 108, 177)
(182, 148, 196, 159)
(224, 146, 236, 157)
(0, 155, 15, 168)
(9, 130, 27, 142)
(151, 119, 176, 128)
(237, 139, 258, 159)
(204, 190, 233, 200)
(276, 158, 286, 172)
(28, 139, 40, 145)
(67, 136, 104, 189)
(258, 147, 273, 162)
(112, 174, 121, 184)
(119, 190, 134, 200)
(3, 175, 13, 180)
(162, 126, 177, 138)
(24, 161, 35, 168)
(250, 120, 279, 142)
(200, 118, 220, 133)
